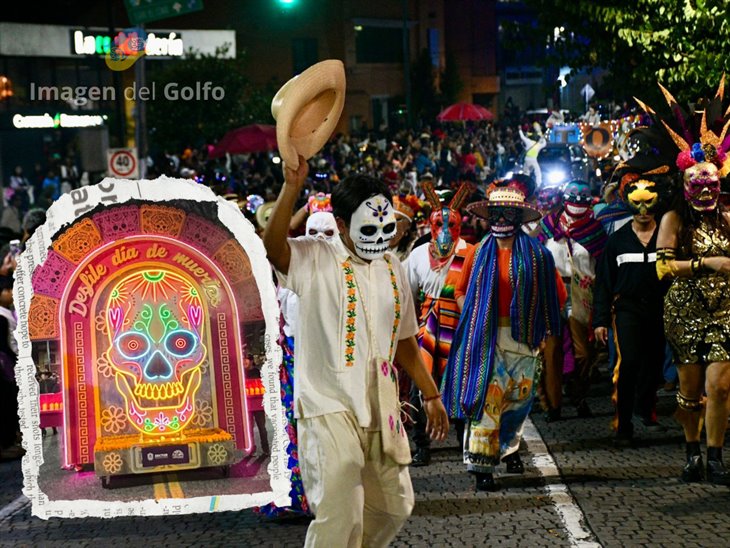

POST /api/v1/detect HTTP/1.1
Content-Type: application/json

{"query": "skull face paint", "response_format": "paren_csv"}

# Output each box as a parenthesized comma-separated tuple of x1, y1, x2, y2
(624, 179, 659, 215)
(305, 212, 338, 241)
(105, 270, 206, 436)
(562, 180, 592, 218)
(348, 194, 397, 260)
(488, 206, 522, 238)
(684, 162, 721, 212)
(429, 207, 462, 259)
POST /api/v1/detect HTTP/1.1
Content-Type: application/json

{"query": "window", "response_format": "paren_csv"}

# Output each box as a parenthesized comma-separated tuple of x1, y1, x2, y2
(292, 38, 318, 74)
(356, 27, 403, 64)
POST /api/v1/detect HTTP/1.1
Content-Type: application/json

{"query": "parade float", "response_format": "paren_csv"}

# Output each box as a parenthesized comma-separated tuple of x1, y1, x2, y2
(16, 179, 288, 517)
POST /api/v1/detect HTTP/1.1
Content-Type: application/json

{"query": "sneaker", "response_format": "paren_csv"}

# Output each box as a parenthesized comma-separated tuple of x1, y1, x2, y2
(411, 447, 431, 467)
(635, 415, 667, 433)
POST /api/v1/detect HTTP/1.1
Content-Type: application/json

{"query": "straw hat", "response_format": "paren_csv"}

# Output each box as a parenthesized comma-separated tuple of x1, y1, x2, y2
(467, 179, 541, 223)
(255, 201, 276, 230)
(271, 59, 346, 169)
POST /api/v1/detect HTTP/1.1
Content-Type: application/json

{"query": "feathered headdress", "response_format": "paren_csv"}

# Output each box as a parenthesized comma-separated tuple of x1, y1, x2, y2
(392, 193, 423, 221)
(633, 76, 730, 178)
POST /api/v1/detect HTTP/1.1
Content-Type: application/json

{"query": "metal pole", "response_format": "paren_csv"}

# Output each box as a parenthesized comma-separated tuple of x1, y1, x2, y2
(402, 0, 412, 128)
(134, 23, 147, 178)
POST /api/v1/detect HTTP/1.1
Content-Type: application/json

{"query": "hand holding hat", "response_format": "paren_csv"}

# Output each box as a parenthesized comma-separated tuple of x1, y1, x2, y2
(271, 60, 346, 170)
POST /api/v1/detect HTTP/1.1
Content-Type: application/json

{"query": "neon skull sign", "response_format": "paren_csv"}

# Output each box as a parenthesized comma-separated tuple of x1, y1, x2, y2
(105, 270, 206, 436)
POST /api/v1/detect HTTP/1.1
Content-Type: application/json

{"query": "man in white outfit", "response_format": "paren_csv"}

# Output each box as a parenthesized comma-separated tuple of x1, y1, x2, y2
(264, 159, 448, 548)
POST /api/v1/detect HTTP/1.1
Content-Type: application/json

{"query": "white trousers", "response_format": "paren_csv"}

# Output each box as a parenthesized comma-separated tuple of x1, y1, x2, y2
(299, 411, 415, 548)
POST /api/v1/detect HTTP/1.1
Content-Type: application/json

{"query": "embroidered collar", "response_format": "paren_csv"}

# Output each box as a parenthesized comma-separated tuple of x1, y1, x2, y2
(340, 255, 401, 367)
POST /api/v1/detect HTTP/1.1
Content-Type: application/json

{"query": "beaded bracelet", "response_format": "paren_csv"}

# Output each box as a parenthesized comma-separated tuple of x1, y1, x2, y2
(423, 392, 441, 402)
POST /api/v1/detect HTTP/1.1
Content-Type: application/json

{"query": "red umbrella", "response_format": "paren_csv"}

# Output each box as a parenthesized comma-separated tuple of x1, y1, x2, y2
(209, 124, 278, 158)
(437, 103, 494, 122)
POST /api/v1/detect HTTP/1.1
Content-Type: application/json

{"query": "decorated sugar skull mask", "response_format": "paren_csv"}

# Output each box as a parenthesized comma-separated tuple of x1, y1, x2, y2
(536, 186, 562, 213)
(348, 194, 397, 260)
(488, 206, 522, 238)
(306, 212, 338, 241)
(683, 162, 721, 212)
(105, 270, 206, 436)
(620, 174, 660, 215)
(562, 180, 592, 218)
(429, 206, 462, 258)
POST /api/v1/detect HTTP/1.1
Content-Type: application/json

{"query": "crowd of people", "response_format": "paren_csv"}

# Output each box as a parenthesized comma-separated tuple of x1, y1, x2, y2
(253, 66, 730, 546)
(2, 69, 728, 546)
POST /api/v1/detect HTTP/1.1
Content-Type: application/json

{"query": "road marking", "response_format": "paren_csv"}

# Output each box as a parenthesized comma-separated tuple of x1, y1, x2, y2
(153, 478, 168, 500)
(522, 418, 602, 548)
(167, 475, 184, 499)
(0, 495, 30, 522)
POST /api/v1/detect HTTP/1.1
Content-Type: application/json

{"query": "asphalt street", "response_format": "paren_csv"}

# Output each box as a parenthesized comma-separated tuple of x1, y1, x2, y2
(2, 368, 730, 547)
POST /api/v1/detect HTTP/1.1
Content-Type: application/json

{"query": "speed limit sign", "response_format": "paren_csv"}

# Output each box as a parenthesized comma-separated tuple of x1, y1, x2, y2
(107, 148, 139, 179)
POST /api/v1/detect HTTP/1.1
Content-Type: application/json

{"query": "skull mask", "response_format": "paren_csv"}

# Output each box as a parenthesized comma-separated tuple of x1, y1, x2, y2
(105, 270, 206, 436)
(684, 162, 720, 212)
(305, 212, 338, 241)
(562, 180, 592, 219)
(348, 194, 397, 260)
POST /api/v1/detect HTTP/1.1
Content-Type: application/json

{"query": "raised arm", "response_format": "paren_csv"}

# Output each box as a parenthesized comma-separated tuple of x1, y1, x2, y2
(262, 157, 309, 275)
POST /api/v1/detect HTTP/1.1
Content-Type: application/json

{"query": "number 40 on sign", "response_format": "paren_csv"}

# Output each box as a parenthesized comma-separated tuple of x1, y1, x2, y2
(107, 148, 139, 179)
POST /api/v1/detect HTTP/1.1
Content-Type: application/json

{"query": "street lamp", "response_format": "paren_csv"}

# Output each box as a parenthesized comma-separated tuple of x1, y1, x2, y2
(277, 0, 298, 7)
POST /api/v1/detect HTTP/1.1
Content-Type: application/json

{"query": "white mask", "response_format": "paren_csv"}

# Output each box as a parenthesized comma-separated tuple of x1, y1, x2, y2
(305, 212, 338, 241)
(348, 194, 397, 260)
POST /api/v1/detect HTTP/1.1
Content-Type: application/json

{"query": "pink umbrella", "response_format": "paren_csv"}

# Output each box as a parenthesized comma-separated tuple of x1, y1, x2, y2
(209, 124, 278, 158)
(437, 103, 494, 122)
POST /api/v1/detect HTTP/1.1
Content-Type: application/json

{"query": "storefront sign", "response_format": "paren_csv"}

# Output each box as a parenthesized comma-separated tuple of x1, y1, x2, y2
(72, 30, 183, 57)
(13, 113, 106, 129)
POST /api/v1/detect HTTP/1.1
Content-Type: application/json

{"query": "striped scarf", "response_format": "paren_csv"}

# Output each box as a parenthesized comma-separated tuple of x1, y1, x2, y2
(441, 232, 561, 420)
(538, 211, 607, 259)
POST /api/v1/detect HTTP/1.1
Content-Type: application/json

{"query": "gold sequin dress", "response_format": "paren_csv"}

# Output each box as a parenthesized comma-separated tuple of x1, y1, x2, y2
(665, 216, 730, 365)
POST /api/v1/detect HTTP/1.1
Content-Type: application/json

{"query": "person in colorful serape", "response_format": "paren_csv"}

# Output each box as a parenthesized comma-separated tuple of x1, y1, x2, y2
(404, 182, 473, 466)
(442, 177, 564, 492)
(534, 180, 607, 418)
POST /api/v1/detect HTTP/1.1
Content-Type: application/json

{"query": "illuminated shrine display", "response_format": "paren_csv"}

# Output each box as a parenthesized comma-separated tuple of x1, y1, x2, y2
(15, 178, 289, 519)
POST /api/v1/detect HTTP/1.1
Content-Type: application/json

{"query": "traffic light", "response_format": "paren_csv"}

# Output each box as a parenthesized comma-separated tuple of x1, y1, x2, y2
(277, 0, 297, 7)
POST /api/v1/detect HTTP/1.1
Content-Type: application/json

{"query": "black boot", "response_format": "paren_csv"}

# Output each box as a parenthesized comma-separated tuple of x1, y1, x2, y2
(706, 447, 730, 485)
(411, 447, 431, 467)
(475, 472, 499, 492)
(681, 441, 704, 483)
(502, 452, 525, 474)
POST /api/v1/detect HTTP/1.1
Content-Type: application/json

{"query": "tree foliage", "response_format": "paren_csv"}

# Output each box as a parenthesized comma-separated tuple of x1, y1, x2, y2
(147, 47, 276, 152)
(521, 0, 730, 104)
